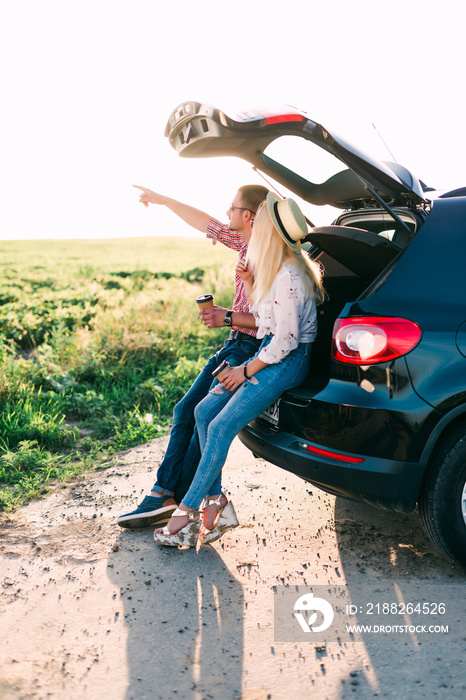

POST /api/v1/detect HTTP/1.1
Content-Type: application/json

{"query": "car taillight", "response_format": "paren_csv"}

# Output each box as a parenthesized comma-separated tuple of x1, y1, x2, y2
(332, 317, 422, 365)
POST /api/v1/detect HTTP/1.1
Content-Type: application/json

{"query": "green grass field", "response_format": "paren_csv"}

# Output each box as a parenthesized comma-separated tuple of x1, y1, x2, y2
(0, 236, 235, 274)
(0, 236, 237, 512)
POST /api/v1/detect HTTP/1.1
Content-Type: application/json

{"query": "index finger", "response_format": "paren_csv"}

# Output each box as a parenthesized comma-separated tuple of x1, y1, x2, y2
(132, 185, 146, 192)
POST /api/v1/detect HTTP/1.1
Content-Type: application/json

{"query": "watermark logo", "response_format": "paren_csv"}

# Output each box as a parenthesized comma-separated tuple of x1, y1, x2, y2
(273, 585, 455, 644)
(293, 592, 334, 633)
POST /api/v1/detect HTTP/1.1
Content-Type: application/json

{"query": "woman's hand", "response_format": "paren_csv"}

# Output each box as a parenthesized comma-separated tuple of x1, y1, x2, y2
(220, 366, 247, 392)
(235, 259, 254, 300)
(235, 259, 253, 284)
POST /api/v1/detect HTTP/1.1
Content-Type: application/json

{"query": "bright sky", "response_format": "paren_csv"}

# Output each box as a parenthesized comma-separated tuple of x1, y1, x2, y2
(1, 0, 465, 240)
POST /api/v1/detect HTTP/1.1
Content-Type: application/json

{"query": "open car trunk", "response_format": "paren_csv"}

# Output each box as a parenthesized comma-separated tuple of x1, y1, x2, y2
(162, 101, 429, 403)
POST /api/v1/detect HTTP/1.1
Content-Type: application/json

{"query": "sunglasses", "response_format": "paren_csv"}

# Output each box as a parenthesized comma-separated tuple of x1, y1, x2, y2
(229, 205, 256, 215)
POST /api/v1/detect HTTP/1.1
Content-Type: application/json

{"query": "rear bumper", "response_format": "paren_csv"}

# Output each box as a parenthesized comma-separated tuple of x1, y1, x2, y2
(239, 420, 426, 512)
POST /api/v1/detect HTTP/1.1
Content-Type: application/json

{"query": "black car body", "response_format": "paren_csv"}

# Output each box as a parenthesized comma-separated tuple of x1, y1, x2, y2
(165, 102, 466, 569)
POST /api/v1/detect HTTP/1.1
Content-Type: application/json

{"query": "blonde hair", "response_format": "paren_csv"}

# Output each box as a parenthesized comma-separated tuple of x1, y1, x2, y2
(247, 203, 324, 305)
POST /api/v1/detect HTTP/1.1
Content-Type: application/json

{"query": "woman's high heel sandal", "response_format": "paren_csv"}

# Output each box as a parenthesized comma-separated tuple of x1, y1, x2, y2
(198, 495, 239, 545)
(153, 508, 200, 547)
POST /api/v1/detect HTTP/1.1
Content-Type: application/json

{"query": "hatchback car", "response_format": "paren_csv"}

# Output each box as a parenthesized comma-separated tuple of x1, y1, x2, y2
(164, 101, 466, 569)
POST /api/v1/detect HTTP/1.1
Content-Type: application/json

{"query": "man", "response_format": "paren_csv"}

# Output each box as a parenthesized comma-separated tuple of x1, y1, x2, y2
(117, 183, 268, 528)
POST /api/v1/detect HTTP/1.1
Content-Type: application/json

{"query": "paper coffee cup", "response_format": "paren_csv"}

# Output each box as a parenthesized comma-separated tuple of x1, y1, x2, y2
(196, 294, 214, 309)
(212, 360, 230, 382)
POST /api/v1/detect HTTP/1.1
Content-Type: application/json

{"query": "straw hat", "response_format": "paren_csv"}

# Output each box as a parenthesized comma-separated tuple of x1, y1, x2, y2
(266, 192, 308, 252)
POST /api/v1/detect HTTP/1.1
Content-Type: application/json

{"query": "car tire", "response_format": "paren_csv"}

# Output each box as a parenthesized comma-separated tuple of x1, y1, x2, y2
(419, 424, 466, 569)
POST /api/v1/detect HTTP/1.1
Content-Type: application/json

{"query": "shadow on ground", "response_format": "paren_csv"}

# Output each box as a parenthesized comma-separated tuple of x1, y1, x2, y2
(108, 527, 244, 700)
(332, 497, 466, 698)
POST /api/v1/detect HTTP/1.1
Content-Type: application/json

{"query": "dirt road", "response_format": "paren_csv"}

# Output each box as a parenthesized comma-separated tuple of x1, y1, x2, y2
(1, 436, 465, 699)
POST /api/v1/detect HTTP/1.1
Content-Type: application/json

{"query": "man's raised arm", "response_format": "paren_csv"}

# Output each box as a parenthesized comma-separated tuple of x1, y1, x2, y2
(133, 185, 211, 233)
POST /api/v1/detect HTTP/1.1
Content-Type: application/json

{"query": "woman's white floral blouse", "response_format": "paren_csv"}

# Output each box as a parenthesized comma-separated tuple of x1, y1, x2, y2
(253, 264, 317, 364)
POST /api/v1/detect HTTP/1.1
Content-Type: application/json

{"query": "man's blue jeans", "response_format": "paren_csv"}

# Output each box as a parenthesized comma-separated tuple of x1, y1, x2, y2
(182, 337, 313, 510)
(153, 334, 261, 503)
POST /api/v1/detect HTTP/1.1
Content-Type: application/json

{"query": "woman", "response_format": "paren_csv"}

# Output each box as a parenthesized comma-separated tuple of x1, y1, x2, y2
(153, 192, 325, 546)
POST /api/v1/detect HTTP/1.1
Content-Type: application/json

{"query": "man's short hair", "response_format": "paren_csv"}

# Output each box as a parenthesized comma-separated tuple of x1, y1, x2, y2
(238, 185, 269, 214)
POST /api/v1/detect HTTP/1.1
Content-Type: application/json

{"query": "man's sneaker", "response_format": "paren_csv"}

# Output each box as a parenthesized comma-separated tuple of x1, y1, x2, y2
(117, 495, 177, 529)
